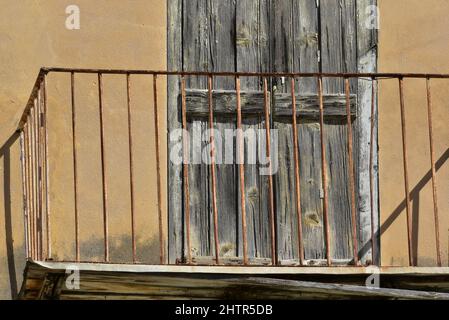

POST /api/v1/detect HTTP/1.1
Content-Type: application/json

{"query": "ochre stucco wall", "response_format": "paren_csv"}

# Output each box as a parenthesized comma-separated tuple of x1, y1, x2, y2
(0, 0, 166, 299)
(379, 0, 449, 266)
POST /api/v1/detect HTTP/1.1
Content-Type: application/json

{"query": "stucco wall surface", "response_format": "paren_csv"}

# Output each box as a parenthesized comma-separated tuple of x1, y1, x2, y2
(0, 0, 166, 299)
(378, 0, 449, 266)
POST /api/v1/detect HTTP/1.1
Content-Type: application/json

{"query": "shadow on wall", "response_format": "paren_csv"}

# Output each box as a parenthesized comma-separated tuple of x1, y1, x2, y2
(1, 132, 25, 299)
(358, 148, 449, 266)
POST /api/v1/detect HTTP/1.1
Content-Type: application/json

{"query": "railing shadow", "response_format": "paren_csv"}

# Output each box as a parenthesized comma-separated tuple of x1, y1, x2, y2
(0, 131, 20, 299)
(359, 148, 449, 265)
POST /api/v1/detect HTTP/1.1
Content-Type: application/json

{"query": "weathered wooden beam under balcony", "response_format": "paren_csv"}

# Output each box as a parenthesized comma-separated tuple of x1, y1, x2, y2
(19, 261, 449, 300)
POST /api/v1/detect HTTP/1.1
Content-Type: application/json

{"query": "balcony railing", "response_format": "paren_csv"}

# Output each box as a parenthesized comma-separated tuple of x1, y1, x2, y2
(17, 68, 447, 268)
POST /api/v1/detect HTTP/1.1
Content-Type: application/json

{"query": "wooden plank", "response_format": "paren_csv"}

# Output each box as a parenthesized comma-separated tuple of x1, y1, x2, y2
(292, 0, 324, 262)
(356, 0, 379, 265)
(272, 0, 297, 262)
(185, 90, 356, 118)
(187, 120, 211, 257)
(208, 0, 238, 260)
(293, 0, 319, 92)
(20, 262, 449, 300)
(182, 0, 213, 260)
(185, 90, 268, 115)
(235, 0, 270, 261)
(224, 277, 449, 300)
(167, 0, 183, 264)
(273, 93, 356, 118)
(236, 0, 270, 86)
(182, 0, 241, 260)
(319, 0, 358, 260)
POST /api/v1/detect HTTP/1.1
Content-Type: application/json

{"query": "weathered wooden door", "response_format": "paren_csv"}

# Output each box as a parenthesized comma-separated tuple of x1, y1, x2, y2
(168, 0, 378, 265)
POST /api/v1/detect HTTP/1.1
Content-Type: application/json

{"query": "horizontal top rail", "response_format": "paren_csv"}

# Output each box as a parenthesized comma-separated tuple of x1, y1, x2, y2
(42, 67, 449, 78)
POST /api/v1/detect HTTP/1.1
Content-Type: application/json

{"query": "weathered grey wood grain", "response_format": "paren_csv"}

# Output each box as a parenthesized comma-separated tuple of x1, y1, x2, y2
(21, 262, 449, 300)
(320, 0, 358, 260)
(293, 0, 319, 92)
(185, 90, 269, 115)
(185, 90, 356, 117)
(273, 93, 356, 118)
(292, 0, 324, 261)
(183, 0, 213, 259)
(168, 0, 377, 266)
(356, 0, 379, 265)
(235, 0, 271, 260)
(272, 0, 298, 262)
(167, 0, 183, 264)
(208, 0, 240, 260)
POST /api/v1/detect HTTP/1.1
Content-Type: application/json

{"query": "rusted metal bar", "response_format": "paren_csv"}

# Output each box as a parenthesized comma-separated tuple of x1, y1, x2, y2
(153, 74, 165, 265)
(33, 106, 39, 260)
(37, 85, 43, 261)
(21, 130, 30, 258)
(33, 103, 40, 260)
(70, 72, 80, 262)
(263, 78, 276, 265)
(398, 77, 413, 267)
(369, 79, 376, 265)
(318, 76, 331, 266)
(290, 77, 304, 266)
(180, 76, 191, 264)
(345, 78, 359, 266)
(42, 75, 51, 260)
(208, 75, 220, 265)
(42, 67, 449, 79)
(426, 78, 442, 267)
(35, 93, 41, 260)
(126, 73, 137, 263)
(19, 131, 27, 256)
(236, 76, 248, 265)
(30, 107, 37, 260)
(25, 121, 34, 259)
(98, 73, 109, 262)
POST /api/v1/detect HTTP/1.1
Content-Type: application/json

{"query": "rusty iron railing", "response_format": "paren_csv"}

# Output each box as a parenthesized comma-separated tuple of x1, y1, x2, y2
(18, 68, 447, 267)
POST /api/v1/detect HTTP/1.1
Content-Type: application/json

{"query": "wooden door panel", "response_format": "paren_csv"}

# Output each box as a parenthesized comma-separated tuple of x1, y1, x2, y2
(169, 0, 377, 265)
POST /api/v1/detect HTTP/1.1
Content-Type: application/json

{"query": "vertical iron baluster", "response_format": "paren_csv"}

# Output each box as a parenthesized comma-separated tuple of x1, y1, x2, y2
(34, 99, 41, 259)
(369, 78, 377, 265)
(30, 107, 37, 260)
(153, 74, 165, 264)
(98, 73, 109, 262)
(398, 77, 413, 266)
(26, 120, 34, 259)
(263, 78, 276, 265)
(208, 75, 220, 265)
(181, 76, 191, 264)
(21, 129, 30, 258)
(126, 73, 137, 263)
(318, 77, 331, 266)
(236, 76, 248, 265)
(291, 77, 304, 265)
(37, 86, 44, 260)
(42, 74, 51, 260)
(426, 78, 442, 267)
(70, 72, 80, 262)
(345, 78, 359, 266)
